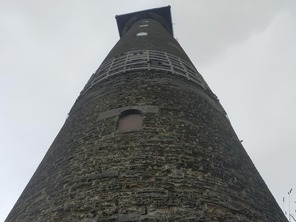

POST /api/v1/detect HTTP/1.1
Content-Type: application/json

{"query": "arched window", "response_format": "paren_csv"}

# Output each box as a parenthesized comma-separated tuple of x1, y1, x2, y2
(117, 109, 143, 132)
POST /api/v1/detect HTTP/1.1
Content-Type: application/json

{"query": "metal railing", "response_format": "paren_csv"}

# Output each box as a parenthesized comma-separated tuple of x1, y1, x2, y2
(80, 50, 210, 95)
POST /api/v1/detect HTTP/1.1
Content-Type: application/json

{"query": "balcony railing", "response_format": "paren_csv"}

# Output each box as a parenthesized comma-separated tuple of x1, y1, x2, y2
(80, 50, 210, 95)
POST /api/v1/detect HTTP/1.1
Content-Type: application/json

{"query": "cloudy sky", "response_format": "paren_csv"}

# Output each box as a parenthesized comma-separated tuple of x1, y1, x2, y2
(1, 0, 295, 220)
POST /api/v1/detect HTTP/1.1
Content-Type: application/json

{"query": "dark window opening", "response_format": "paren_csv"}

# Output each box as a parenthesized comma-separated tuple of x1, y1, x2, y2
(117, 109, 143, 132)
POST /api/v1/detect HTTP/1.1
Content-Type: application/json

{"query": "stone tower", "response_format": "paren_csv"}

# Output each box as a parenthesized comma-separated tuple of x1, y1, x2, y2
(6, 6, 287, 222)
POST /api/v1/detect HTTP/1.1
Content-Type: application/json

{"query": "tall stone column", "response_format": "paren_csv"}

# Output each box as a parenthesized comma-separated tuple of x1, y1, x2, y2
(6, 6, 287, 222)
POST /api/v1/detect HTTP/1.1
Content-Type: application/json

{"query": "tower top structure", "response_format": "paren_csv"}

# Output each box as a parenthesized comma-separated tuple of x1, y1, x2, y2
(115, 6, 173, 37)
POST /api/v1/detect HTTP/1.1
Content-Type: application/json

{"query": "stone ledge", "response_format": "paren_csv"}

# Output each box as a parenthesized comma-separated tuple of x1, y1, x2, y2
(98, 105, 159, 121)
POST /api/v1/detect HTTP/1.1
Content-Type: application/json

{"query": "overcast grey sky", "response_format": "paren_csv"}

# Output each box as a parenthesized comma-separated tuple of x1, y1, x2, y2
(1, 0, 296, 220)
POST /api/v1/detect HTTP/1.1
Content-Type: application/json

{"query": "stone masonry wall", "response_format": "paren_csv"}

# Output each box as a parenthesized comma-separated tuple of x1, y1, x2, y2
(6, 70, 287, 222)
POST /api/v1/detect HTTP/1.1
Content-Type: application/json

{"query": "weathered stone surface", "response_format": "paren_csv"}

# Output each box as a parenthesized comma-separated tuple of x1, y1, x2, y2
(6, 71, 287, 221)
(6, 6, 287, 222)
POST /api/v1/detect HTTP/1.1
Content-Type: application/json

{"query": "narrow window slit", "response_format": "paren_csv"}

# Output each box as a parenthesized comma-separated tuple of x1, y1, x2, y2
(136, 32, 148, 36)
